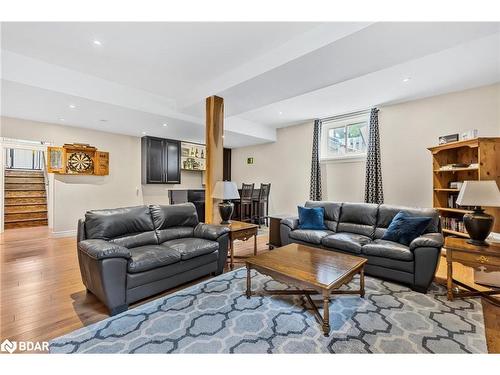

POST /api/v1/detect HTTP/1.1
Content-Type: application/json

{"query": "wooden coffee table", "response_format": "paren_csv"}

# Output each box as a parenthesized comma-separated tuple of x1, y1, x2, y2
(245, 243, 367, 336)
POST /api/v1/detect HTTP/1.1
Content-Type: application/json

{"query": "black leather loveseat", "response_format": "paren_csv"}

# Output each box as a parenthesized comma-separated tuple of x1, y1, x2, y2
(280, 202, 444, 293)
(77, 203, 229, 315)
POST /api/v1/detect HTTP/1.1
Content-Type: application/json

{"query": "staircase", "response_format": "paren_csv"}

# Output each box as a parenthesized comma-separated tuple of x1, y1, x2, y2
(4, 169, 48, 229)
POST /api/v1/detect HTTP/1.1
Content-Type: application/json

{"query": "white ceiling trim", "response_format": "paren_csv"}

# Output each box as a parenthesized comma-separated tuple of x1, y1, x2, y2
(178, 22, 373, 109)
(1, 50, 276, 142)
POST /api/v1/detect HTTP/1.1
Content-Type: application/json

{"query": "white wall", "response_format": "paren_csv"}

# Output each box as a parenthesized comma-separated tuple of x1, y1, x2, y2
(0, 117, 203, 234)
(231, 122, 313, 215)
(231, 83, 500, 214)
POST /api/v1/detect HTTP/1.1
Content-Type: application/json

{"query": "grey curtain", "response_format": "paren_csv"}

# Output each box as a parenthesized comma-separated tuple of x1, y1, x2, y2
(310, 119, 322, 201)
(365, 108, 384, 204)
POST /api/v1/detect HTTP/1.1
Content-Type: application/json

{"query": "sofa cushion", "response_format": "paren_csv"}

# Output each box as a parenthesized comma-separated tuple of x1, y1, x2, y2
(156, 226, 194, 244)
(85, 205, 155, 239)
(321, 232, 371, 254)
(381, 212, 433, 246)
(110, 231, 159, 249)
(362, 239, 413, 261)
(128, 245, 181, 273)
(161, 238, 219, 260)
(149, 203, 199, 230)
(336, 202, 378, 238)
(298, 206, 327, 230)
(127, 251, 219, 288)
(289, 229, 333, 245)
(375, 204, 439, 239)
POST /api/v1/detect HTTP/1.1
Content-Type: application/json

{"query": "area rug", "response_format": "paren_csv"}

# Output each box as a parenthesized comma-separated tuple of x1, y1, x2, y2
(50, 268, 487, 353)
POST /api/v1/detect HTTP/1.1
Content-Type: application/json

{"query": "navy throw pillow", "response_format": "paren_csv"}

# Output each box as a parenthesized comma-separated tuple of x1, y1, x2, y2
(297, 206, 327, 230)
(382, 211, 433, 246)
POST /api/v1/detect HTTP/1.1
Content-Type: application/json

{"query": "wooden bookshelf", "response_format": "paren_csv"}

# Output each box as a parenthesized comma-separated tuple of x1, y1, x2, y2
(428, 137, 500, 239)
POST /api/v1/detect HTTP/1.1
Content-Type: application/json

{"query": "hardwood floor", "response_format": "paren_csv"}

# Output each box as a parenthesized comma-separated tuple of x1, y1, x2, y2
(1, 226, 498, 353)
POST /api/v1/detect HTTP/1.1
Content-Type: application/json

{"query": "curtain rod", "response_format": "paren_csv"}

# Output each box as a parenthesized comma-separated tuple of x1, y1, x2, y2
(320, 108, 373, 123)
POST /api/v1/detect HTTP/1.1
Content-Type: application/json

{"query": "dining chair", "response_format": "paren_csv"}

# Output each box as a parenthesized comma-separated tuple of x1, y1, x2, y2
(238, 183, 255, 222)
(252, 183, 271, 227)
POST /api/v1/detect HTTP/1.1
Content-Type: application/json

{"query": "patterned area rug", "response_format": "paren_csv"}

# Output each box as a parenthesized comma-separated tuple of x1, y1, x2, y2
(50, 268, 487, 353)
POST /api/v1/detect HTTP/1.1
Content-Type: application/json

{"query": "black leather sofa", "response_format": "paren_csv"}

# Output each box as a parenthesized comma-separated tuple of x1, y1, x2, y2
(280, 202, 444, 293)
(77, 203, 229, 315)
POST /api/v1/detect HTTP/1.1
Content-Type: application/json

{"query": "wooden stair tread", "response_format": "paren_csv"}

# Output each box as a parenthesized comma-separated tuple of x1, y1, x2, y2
(5, 209, 48, 213)
(4, 220, 48, 229)
(5, 181, 46, 184)
(5, 202, 47, 206)
(5, 217, 48, 223)
(5, 170, 44, 176)
(5, 194, 47, 198)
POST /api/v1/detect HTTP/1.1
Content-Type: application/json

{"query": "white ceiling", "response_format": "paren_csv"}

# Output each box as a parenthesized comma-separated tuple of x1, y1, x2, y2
(1, 22, 500, 147)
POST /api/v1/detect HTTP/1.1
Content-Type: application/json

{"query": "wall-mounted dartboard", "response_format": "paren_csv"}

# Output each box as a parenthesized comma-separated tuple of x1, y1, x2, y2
(47, 143, 109, 175)
(67, 151, 94, 173)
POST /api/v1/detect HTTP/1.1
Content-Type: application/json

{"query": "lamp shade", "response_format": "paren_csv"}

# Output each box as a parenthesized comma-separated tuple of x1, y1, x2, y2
(212, 181, 240, 200)
(456, 180, 500, 207)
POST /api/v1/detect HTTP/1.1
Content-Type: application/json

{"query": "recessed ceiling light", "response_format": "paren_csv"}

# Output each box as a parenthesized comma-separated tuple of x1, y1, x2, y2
(278, 111, 283, 115)
(141, 131, 147, 135)
(69, 104, 76, 109)
(59, 118, 65, 122)
(162, 123, 168, 127)
(100, 119, 108, 122)
(93, 40, 102, 46)
(402, 77, 411, 83)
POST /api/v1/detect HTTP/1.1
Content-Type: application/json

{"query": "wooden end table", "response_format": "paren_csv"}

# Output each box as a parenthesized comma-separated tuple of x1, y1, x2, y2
(245, 243, 367, 336)
(445, 237, 500, 306)
(266, 214, 292, 250)
(224, 220, 259, 269)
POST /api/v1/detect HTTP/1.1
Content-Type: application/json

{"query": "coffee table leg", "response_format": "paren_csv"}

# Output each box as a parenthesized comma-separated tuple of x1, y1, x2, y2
(360, 267, 365, 298)
(246, 264, 251, 299)
(322, 293, 330, 336)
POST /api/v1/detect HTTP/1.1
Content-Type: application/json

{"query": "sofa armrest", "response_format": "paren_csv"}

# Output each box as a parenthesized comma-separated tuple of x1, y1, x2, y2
(193, 223, 230, 240)
(409, 233, 444, 251)
(78, 239, 131, 260)
(281, 217, 299, 230)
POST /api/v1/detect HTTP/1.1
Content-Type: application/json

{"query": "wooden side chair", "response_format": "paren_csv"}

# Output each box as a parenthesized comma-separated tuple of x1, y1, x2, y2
(237, 183, 254, 222)
(253, 183, 271, 227)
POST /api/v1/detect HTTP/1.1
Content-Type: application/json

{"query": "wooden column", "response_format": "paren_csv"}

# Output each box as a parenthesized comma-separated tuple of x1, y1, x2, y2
(205, 96, 224, 224)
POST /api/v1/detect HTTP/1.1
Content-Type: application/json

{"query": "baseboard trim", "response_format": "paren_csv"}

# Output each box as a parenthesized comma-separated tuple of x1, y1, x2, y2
(50, 229, 77, 238)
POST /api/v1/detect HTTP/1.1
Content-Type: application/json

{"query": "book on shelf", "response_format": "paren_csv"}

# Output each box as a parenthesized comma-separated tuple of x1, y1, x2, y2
(441, 216, 467, 234)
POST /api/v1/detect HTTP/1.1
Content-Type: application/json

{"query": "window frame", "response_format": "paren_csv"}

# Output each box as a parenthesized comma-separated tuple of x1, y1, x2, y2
(320, 114, 369, 163)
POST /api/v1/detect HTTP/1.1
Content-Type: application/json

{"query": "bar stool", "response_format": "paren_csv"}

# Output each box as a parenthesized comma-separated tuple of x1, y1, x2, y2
(237, 183, 254, 222)
(252, 183, 271, 227)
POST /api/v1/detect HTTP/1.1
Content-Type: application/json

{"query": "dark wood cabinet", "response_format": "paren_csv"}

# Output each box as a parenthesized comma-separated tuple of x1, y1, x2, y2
(142, 136, 181, 184)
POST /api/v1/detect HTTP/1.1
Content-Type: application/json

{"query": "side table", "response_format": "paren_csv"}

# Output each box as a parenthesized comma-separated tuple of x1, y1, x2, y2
(267, 214, 292, 249)
(445, 237, 500, 306)
(224, 220, 259, 269)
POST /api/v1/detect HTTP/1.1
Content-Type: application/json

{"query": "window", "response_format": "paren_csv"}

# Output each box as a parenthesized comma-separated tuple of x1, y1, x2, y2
(320, 114, 368, 161)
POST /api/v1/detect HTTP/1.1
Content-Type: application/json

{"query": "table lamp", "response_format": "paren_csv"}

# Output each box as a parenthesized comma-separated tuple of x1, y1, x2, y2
(213, 181, 240, 224)
(456, 180, 500, 246)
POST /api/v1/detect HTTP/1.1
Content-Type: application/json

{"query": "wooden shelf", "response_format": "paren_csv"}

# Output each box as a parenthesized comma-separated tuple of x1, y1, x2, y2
(429, 137, 500, 235)
(433, 167, 478, 173)
(442, 229, 469, 238)
(435, 207, 473, 214)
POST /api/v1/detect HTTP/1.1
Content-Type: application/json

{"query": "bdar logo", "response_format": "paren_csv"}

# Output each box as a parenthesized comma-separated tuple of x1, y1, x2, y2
(1, 339, 17, 354)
